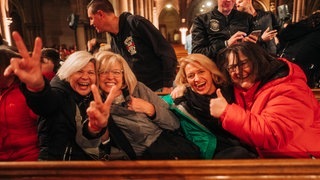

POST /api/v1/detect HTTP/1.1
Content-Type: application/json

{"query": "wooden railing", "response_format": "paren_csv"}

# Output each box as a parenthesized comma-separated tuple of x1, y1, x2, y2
(172, 44, 188, 60)
(2, 90, 318, 180)
(0, 159, 320, 179)
(312, 88, 320, 101)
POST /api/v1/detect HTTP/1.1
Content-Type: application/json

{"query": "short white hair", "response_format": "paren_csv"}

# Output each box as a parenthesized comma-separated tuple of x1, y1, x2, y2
(57, 51, 96, 81)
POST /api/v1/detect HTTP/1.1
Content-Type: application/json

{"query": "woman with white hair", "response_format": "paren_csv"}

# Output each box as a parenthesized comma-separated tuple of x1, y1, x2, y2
(4, 32, 109, 160)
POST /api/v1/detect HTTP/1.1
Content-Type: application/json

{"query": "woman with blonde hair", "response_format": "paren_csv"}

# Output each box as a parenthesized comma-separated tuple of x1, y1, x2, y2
(168, 53, 257, 159)
(94, 51, 200, 159)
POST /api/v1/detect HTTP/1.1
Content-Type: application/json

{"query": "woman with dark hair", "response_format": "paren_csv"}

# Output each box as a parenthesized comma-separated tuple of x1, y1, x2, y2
(210, 42, 320, 158)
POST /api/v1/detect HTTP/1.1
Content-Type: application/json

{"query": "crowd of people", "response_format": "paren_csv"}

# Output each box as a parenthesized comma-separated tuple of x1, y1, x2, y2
(1, 0, 319, 161)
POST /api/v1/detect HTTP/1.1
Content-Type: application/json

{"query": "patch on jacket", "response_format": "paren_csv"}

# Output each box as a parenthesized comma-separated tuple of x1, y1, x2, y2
(124, 36, 137, 55)
(210, 19, 220, 32)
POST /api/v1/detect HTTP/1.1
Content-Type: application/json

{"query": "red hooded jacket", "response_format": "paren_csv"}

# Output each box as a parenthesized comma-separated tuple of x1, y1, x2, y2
(220, 59, 320, 158)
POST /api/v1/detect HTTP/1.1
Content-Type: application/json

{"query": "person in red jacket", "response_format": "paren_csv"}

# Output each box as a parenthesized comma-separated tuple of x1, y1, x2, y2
(0, 45, 39, 161)
(210, 42, 320, 158)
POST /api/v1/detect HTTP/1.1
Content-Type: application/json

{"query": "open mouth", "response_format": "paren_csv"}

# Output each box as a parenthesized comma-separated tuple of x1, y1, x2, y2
(194, 82, 206, 91)
(78, 82, 90, 90)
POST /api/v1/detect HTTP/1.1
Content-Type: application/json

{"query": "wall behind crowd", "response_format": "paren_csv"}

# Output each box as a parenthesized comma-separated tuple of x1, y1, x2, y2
(0, 0, 319, 50)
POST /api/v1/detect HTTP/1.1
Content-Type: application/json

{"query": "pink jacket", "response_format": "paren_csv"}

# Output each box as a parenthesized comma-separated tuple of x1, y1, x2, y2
(220, 59, 320, 158)
(0, 83, 39, 161)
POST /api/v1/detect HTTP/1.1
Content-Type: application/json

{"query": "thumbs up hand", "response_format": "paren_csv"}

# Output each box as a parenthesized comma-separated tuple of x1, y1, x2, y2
(210, 88, 228, 118)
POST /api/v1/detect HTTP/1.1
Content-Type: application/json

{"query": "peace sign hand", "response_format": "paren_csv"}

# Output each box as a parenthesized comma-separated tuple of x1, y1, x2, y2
(210, 88, 228, 118)
(4, 31, 45, 92)
(86, 84, 119, 133)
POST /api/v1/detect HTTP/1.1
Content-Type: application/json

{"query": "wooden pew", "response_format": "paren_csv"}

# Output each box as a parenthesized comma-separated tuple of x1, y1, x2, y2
(172, 44, 188, 60)
(0, 159, 320, 179)
(312, 88, 320, 101)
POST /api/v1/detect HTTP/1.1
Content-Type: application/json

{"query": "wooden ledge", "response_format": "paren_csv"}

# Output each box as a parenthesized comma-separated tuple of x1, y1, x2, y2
(0, 159, 320, 179)
(312, 88, 320, 101)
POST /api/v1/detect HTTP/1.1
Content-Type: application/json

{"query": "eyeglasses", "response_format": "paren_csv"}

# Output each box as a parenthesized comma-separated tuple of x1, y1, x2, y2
(99, 69, 123, 77)
(226, 60, 249, 72)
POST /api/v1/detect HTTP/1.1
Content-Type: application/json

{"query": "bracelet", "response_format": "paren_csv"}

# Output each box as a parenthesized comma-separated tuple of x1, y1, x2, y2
(224, 40, 229, 47)
(101, 137, 111, 145)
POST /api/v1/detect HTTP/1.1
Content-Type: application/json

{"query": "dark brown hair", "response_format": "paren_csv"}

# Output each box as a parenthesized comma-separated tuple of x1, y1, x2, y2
(87, 0, 114, 14)
(217, 42, 282, 83)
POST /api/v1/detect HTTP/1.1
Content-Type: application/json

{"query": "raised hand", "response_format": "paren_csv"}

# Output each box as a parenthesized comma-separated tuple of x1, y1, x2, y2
(210, 88, 228, 118)
(86, 84, 119, 133)
(4, 31, 44, 92)
(261, 27, 278, 42)
(227, 31, 247, 46)
(243, 33, 259, 43)
(170, 85, 185, 99)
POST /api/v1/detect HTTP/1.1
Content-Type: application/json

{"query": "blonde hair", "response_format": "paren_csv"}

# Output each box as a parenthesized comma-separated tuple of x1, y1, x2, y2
(175, 53, 226, 87)
(94, 51, 137, 94)
(57, 51, 96, 81)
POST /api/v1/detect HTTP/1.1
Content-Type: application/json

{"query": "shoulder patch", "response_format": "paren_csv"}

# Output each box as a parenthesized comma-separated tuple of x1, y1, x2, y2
(210, 19, 220, 32)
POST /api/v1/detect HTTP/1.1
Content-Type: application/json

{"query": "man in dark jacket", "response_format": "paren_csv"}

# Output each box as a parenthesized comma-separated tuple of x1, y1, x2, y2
(192, 0, 256, 61)
(87, 0, 177, 93)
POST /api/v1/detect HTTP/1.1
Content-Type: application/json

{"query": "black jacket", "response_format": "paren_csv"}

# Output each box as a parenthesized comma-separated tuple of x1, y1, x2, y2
(192, 7, 254, 61)
(110, 12, 177, 91)
(21, 76, 95, 160)
(254, 9, 279, 55)
(278, 13, 320, 87)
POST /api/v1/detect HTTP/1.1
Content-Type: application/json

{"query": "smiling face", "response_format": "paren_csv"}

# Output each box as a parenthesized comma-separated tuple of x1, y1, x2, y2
(98, 61, 123, 94)
(218, 0, 236, 15)
(227, 52, 255, 90)
(184, 62, 216, 95)
(68, 61, 96, 96)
